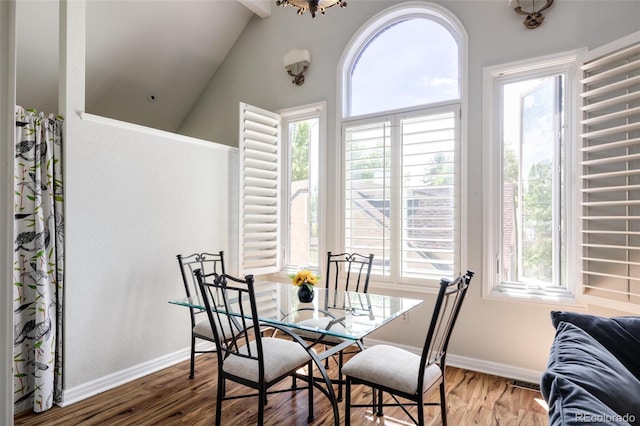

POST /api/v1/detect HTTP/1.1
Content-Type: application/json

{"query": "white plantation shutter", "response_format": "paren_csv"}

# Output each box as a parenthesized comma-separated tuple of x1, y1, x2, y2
(579, 32, 640, 311)
(400, 110, 458, 280)
(343, 105, 460, 282)
(239, 102, 281, 275)
(344, 120, 392, 277)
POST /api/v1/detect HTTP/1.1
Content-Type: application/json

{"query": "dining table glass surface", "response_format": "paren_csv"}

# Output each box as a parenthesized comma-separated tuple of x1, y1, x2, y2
(169, 281, 422, 341)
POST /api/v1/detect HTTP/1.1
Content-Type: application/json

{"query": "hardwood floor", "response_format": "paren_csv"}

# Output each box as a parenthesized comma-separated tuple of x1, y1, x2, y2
(14, 353, 548, 425)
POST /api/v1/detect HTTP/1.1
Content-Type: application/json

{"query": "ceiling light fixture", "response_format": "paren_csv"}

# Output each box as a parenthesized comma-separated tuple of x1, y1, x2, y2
(276, 0, 347, 18)
(510, 0, 554, 29)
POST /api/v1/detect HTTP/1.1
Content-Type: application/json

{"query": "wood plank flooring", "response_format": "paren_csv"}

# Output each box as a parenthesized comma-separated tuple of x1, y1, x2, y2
(14, 353, 548, 425)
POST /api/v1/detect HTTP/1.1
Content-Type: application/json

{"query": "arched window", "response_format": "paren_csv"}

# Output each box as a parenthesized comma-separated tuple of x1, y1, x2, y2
(339, 3, 466, 285)
(350, 17, 460, 117)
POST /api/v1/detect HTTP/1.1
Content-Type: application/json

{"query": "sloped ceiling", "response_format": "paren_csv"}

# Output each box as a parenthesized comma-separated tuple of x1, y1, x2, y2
(16, 0, 268, 132)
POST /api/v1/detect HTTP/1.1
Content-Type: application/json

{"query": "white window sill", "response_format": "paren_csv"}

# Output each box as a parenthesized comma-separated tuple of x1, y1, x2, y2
(484, 286, 585, 308)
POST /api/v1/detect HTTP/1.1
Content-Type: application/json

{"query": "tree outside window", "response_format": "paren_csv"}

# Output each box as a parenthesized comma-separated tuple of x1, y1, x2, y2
(287, 118, 319, 268)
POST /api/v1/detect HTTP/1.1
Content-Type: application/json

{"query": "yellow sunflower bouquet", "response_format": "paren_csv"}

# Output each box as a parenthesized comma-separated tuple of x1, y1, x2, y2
(289, 269, 319, 288)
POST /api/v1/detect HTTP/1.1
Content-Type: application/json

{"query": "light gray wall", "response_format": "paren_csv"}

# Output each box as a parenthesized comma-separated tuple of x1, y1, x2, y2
(180, 0, 640, 376)
(61, 1, 236, 391)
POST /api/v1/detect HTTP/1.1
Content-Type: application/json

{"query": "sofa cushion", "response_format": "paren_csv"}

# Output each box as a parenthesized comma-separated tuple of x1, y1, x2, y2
(547, 376, 632, 426)
(551, 311, 640, 380)
(542, 321, 640, 421)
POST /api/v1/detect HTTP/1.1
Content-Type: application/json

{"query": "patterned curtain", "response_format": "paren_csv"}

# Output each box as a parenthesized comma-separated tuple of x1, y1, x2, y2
(13, 106, 64, 413)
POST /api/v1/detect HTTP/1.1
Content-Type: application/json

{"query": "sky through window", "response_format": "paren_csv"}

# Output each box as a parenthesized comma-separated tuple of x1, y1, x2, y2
(350, 18, 459, 117)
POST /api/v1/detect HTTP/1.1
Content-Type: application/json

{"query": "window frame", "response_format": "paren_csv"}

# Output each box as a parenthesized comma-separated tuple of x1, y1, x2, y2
(279, 101, 327, 277)
(482, 50, 584, 304)
(336, 2, 468, 291)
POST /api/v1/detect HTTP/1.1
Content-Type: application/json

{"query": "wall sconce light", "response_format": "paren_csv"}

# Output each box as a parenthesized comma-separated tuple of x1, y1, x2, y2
(510, 0, 554, 29)
(276, 0, 347, 19)
(284, 49, 311, 86)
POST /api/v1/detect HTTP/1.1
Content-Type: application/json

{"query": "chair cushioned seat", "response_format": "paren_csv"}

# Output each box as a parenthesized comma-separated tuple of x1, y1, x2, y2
(342, 344, 442, 395)
(223, 337, 311, 383)
(193, 316, 239, 340)
(295, 317, 348, 343)
(193, 319, 214, 339)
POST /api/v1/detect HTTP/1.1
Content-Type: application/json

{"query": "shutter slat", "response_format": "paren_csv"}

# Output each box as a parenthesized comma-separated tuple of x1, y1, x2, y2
(244, 109, 280, 127)
(243, 147, 278, 163)
(244, 205, 277, 214)
(581, 121, 640, 140)
(581, 137, 640, 153)
(581, 216, 640, 220)
(580, 42, 640, 71)
(581, 151, 640, 167)
(580, 59, 640, 85)
(582, 184, 640, 193)
(244, 137, 278, 152)
(583, 200, 640, 207)
(584, 256, 640, 267)
(580, 91, 640, 113)
(580, 106, 640, 126)
(244, 157, 278, 173)
(581, 168, 640, 180)
(244, 193, 277, 202)
(581, 75, 640, 99)
(243, 223, 277, 232)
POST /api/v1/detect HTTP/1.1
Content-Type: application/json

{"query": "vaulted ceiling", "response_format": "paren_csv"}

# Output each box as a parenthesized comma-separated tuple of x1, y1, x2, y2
(16, 0, 270, 132)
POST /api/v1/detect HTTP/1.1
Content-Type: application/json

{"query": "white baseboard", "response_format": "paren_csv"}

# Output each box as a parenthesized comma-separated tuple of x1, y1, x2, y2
(60, 342, 215, 407)
(61, 339, 542, 407)
(363, 338, 543, 385)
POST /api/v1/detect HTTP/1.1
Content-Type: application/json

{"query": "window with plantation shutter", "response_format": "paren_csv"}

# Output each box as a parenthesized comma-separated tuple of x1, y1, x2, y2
(340, 3, 466, 286)
(579, 31, 640, 312)
(343, 106, 460, 282)
(344, 120, 392, 276)
(238, 102, 281, 275)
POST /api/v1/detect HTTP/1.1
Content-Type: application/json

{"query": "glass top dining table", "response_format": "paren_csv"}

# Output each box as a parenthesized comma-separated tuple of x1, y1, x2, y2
(169, 281, 423, 342)
(169, 281, 422, 425)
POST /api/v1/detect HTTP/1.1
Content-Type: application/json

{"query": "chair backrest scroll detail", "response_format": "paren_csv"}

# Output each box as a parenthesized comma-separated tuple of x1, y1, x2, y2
(325, 251, 374, 310)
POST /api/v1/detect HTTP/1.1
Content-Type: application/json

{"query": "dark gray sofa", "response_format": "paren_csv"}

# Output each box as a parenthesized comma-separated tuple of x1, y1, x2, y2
(540, 311, 640, 426)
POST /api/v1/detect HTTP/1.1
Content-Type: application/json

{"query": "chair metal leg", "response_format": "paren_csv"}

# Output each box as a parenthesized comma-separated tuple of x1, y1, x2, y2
(337, 351, 344, 401)
(189, 336, 196, 379)
(371, 387, 376, 414)
(258, 387, 266, 426)
(376, 389, 384, 417)
(215, 377, 224, 426)
(439, 381, 448, 426)
(307, 361, 314, 423)
(345, 377, 351, 426)
(418, 394, 425, 426)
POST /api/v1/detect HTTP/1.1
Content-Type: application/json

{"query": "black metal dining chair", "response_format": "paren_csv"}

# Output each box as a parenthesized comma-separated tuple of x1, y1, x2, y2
(294, 251, 374, 400)
(195, 270, 315, 426)
(343, 270, 474, 426)
(176, 251, 225, 379)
